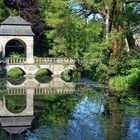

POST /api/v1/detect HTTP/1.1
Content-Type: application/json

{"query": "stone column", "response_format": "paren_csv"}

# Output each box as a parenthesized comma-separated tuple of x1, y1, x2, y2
(26, 37, 34, 63)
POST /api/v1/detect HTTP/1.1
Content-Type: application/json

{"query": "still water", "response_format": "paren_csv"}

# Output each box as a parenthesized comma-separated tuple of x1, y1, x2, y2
(0, 77, 140, 140)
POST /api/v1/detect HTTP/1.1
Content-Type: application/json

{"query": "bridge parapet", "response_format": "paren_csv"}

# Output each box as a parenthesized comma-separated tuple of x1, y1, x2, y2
(6, 58, 26, 64)
(5, 57, 76, 65)
(34, 57, 75, 64)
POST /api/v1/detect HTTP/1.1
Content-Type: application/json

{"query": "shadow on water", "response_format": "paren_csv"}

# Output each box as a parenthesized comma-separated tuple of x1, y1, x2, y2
(0, 77, 140, 140)
(35, 76, 53, 84)
(7, 77, 26, 85)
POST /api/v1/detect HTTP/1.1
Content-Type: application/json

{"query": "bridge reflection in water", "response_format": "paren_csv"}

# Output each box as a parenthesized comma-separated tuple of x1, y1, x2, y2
(0, 77, 78, 135)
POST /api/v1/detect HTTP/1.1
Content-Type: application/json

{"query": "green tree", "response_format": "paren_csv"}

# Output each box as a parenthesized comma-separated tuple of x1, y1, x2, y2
(39, 0, 68, 56)
(0, 0, 9, 22)
(71, 0, 140, 58)
(50, 14, 102, 58)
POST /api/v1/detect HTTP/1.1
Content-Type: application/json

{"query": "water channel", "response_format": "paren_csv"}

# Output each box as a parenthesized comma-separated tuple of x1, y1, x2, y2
(0, 76, 140, 140)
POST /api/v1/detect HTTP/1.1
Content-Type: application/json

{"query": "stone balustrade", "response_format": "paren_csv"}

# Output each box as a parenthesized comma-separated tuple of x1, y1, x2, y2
(6, 58, 26, 64)
(5, 57, 81, 65)
(7, 88, 26, 94)
(34, 57, 76, 64)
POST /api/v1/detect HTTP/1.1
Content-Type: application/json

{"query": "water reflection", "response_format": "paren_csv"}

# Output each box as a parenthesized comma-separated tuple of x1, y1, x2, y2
(25, 95, 105, 140)
(8, 77, 26, 85)
(68, 96, 104, 140)
(0, 77, 140, 140)
(0, 77, 76, 139)
(125, 117, 140, 140)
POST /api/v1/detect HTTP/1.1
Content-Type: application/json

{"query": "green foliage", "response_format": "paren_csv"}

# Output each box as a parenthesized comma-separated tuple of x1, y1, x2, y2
(39, 0, 68, 56)
(6, 95, 26, 113)
(109, 76, 129, 91)
(9, 9, 18, 16)
(61, 69, 72, 82)
(49, 14, 102, 58)
(116, 47, 140, 75)
(35, 68, 51, 77)
(127, 68, 140, 89)
(129, 58, 140, 68)
(0, 0, 9, 22)
(35, 69, 52, 83)
(9, 52, 22, 58)
(39, 95, 77, 126)
(109, 68, 140, 91)
(7, 68, 25, 78)
(61, 69, 81, 82)
(95, 63, 109, 83)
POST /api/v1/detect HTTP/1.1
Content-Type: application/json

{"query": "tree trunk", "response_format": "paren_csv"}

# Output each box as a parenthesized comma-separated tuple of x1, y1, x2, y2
(105, 6, 110, 39)
(125, 37, 130, 53)
(110, 40, 120, 59)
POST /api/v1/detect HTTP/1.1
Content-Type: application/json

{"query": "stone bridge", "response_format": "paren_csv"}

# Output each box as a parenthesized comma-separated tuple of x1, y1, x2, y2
(5, 57, 77, 77)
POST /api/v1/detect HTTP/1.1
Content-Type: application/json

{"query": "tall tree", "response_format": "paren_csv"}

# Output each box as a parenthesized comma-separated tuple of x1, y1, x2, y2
(0, 0, 9, 22)
(71, 0, 140, 59)
(38, 0, 69, 56)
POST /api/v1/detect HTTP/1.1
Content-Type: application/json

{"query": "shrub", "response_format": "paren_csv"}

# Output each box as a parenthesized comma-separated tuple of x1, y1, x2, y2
(9, 52, 22, 58)
(61, 69, 73, 82)
(128, 68, 140, 75)
(7, 68, 24, 78)
(127, 68, 140, 89)
(35, 68, 51, 77)
(95, 63, 109, 83)
(109, 76, 129, 91)
(109, 68, 140, 91)
(129, 58, 140, 68)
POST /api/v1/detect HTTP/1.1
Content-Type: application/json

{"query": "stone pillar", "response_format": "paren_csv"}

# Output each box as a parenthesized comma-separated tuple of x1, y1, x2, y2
(26, 37, 34, 63)
(24, 89, 34, 116)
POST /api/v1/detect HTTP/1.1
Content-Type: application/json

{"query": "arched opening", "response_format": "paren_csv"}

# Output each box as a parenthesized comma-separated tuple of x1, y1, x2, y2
(61, 69, 75, 82)
(35, 68, 53, 83)
(7, 67, 26, 78)
(5, 94, 26, 114)
(5, 39, 26, 57)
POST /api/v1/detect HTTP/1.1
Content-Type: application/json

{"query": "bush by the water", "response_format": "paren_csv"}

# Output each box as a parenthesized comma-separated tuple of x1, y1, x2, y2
(109, 68, 140, 91)
(96, 63, 109, 83)
(7, 68, 24, 78)
(35, 68, 51, 77)
(127, 68, 140, 89)
(109, 76, 129, 91)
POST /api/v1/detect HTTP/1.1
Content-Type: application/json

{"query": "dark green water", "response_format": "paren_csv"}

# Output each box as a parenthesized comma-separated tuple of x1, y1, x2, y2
(0, 77, 140, 140)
